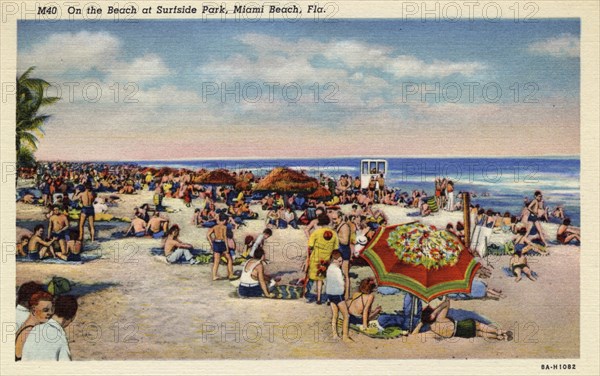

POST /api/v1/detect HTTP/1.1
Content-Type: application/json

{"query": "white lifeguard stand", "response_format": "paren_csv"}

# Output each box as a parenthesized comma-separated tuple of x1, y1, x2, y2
(360, 159, 388, 189)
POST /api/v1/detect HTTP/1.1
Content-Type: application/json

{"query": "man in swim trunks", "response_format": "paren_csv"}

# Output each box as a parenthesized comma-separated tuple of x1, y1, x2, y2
(146, 212, 169, 238)
(28, 225, 56, 260)
(48, 206, 70, 258)
(333, 211, 352, 300)
(125, 213, 147, 237)
(207, 215, 234, 280)
(74, 183, 96, 242)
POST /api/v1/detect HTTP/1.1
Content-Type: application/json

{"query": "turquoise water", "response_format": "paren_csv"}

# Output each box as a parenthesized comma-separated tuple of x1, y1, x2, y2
(138, 157, 580, 226)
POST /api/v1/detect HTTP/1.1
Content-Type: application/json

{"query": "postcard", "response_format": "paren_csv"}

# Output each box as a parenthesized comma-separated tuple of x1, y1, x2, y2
(1, 1, 598, 375)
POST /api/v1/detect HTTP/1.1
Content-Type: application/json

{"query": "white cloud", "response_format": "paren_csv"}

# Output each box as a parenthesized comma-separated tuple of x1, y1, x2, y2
(528, 34, 579, 58)
(19, 31, 171, 83)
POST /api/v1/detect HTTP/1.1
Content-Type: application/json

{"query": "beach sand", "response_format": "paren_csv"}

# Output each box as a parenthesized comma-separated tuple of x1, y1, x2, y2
(15, 192, 580, 359)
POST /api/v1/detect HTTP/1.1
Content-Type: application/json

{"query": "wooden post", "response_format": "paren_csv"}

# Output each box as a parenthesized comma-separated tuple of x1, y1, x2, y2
(463, 192, 471, 248)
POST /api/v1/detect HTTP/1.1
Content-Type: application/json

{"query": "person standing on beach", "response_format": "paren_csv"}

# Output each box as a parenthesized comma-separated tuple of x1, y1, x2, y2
(207, 215, 234, 280)
(377, 174, 385, 203)
(333, 211, 352, 300)
(48, 206, 70, 259)
(73, 183, 96, 242)
(525, 191, 548, 246)
(304, 214, 339, 304)
(326, 251, 352, 342)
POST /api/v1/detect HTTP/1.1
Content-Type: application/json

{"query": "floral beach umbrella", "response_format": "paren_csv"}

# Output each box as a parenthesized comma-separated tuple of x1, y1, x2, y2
(358, 222, 480, 302)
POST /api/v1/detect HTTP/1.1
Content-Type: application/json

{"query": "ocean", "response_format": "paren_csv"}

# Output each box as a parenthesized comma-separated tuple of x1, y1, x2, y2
(137, 157, 580, 226)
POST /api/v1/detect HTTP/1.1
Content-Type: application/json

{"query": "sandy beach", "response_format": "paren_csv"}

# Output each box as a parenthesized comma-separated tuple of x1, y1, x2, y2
(15, 189, 580, 360)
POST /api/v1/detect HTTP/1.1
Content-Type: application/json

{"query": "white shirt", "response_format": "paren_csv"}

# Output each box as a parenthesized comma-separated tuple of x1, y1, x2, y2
(325, 264, 345, 295)
(16, 304, 29, 330)
(21, 319, 72, 361)
(250, 234, 265, 257)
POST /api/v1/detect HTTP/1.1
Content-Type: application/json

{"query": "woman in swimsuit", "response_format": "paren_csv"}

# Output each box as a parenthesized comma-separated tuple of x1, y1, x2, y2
(556, 218, 580, 245)
(345, 278, 382, 331)
(413, 297, 511, 340)
(514, 227, 547, 255)
(238, 247, 274, 298)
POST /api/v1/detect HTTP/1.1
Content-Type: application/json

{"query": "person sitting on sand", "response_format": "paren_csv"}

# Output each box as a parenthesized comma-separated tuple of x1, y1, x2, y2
(346, 278, 382, 331)
(207, 215, 234, 280)
(17, 235, 30, 258)
(514, 227, 547, 255)
(556, 218, 580, 245)
(238, 247, 275, 298)
(326, 251, 352, 342)
(265, 206, 279, 229)
(248, 228, 272, 258)
(28, 225, 57, 260)
(59, 230, 83, 262)
(124, 213, 147, 237)
(48, 206, 70, 257)
(509, 249, 536, 282)
(146, 212, 169, 238)
(163, 225, 197, 265)
(412, 296, 511, 340)
(551, 206, 565, 220)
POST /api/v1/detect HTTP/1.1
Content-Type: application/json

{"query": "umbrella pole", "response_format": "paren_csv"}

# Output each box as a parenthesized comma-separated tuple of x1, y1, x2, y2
(463, 192, 471, 248)
(409, 295, 417, 333)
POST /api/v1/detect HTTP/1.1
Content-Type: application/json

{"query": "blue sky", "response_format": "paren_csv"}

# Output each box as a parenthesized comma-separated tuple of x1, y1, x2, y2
(18, 19, 580, 160)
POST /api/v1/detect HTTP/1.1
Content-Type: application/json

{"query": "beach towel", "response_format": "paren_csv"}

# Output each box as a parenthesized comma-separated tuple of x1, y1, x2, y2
(337, 317, 408, 339)
(502, 267, 539, 278)
(270, 285, 303, 299)
(426, 197, 438, 213)
(16, 253, 101, 265)
(471, 225, 492, 257)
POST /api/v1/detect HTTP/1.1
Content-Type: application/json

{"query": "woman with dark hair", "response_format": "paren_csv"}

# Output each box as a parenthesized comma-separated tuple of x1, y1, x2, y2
(345, 278, 382, 331)
(556, 218, 580, 245)
(238, 247, 274, 298)
(413, 297, 511, 340)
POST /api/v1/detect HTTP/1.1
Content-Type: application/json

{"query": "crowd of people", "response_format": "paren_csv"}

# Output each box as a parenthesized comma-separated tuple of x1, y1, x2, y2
(16, 162, 582, 352)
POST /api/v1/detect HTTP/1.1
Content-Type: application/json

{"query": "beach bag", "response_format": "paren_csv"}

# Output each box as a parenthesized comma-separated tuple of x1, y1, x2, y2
(47, 277, 72, 295)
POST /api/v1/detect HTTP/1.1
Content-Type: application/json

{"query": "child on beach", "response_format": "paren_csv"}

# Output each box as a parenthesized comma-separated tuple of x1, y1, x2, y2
(326, 251, 351, 342)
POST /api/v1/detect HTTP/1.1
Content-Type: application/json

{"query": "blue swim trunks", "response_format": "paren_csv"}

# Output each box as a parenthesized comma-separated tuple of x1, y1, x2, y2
(149, 230, 165, 239)
(81, 206, 95, 216)
(328, 294, 345, 305)
(339, 244, 351, 261)
(213, 240, 227, 254)
(28, 252, 40, 261)
(51, 231, 67, 240)
(134, 231, 145, 237)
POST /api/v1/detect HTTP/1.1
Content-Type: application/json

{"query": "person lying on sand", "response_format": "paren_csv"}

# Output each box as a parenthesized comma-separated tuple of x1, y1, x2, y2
(413, 297, 512, 341)
(509, 249, 536, 282)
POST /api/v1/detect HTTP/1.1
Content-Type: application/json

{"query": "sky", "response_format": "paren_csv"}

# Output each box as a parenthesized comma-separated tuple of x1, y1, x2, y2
(17, 19, 580, 161)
